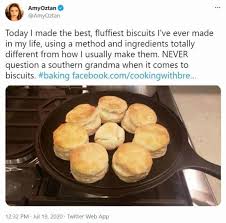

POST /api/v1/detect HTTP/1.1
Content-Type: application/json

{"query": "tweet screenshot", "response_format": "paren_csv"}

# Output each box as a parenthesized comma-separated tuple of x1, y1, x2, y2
(0, 0, 225, 222)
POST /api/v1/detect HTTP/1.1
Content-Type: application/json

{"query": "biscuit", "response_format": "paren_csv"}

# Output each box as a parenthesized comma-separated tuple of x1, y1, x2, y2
(133, 123, 170, 158)
(121, 109, 137, 133)
(70, 143, 109, 183)
(112, 143, 153, 183)
(85, 114, 101, 136)
(121, 103, 157, 134)
(53, 123, 89, 160)
(94, 122, 125, 150)
(65, 104, 101, 136)
(98, 96, 128, 123)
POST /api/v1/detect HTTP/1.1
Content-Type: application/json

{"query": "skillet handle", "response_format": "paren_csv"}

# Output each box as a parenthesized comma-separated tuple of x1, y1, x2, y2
(177, 143, 221, 179)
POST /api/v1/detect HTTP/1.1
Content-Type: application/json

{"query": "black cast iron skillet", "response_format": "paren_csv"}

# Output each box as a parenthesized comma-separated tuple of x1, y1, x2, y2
(36, 91, 221, 197)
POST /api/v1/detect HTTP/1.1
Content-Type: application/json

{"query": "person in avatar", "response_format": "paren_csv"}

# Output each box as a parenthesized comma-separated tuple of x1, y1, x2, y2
(6, 3, 23, 21)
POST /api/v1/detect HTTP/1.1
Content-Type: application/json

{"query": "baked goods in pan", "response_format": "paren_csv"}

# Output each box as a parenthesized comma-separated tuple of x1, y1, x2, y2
(121, 103, 157, 134)
(94, 122, 125, 150)
(98, 96, 128, 123)
(65, 104, 101, 136)
(70, 143, 109, 183)
(53, 123, 89, 160)
(133, 123, 170, 158)
(112, 143, 153, 183)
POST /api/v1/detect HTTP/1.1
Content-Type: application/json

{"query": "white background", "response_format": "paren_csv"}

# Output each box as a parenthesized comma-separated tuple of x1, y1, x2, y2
(0, 0, 225, 222)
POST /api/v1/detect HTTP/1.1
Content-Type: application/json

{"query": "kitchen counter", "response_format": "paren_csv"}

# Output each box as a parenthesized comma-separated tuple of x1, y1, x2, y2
(170, 86, 221, 204)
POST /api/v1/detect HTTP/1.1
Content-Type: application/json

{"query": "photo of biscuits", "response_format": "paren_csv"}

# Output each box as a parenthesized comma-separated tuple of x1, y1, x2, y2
(65, 104, 101, 136)
(133, 123, 170, 158)
(70, 143, 109, 184)
(98, 96, 128, 123)
(121, 103, 157, 134)
(6, 85, 221, 205)
(53, 123, 89, 160)
(94, 122, 125, 150)
(112, 143, 153, 183)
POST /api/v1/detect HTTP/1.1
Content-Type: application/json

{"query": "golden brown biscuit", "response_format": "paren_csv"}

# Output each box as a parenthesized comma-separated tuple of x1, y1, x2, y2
(85, 115, 101, 136)
(53, 123, 89, 160)
(129, 103, 157, 127)
(133, 123, 170, 158)
(112, 143, 153, 183)
(94, 122, 125, 150)
(65, 104, 101, 136)
(121, 103, 157, 134)
(98, 96, 128, 123)
(70, 143, 109, 183)
(121, 109, 137, 133)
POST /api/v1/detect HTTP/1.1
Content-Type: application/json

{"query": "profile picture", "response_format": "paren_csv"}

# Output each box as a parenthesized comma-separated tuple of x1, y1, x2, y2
(5, 3, 23, 21)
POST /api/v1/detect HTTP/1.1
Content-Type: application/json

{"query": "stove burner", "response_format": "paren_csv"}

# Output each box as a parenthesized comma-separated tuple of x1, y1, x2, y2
(6, 144, 36, 165)
(6, 166, 40, 204)
(6, 87, 76, 164)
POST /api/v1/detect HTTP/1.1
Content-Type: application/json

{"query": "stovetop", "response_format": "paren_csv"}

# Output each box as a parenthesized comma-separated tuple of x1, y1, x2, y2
(6, 86, 193, 206)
